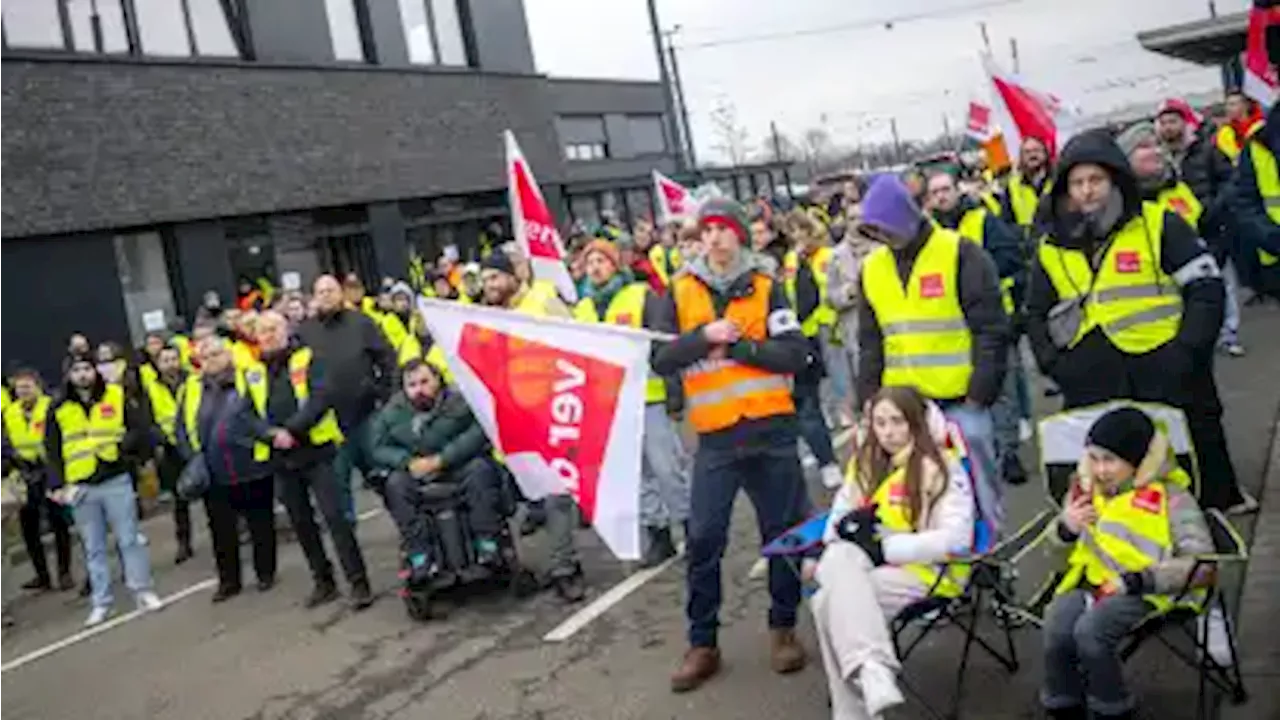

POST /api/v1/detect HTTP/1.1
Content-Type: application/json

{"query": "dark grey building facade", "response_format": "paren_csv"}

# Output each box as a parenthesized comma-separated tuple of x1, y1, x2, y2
(2, 0, 789, 379)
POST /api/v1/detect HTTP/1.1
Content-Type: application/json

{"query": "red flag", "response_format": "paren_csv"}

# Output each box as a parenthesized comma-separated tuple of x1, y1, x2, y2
(983, 55, 1079, 163)
(653, 170, 696, 224)
(417, 297, 652, 560)
(966, 101, 992, 141)
(505, 130, 577, 302)
(1243, 6, 1280, 107)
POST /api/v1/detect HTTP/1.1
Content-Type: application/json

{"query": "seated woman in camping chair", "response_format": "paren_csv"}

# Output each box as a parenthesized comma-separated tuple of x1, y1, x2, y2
(808, 386, 975, 720)
(1041, 406, 1213, 720)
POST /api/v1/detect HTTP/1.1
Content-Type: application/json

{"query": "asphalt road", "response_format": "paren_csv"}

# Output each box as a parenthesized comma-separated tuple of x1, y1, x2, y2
(3, 303, 1277, 720)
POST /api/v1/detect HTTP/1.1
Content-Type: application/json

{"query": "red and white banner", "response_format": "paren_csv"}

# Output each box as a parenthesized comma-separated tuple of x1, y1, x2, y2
(505, 130, 577, 303)
(965, 101, 993, 141)
(416, 297, 649, 560)
(982, 54, 1080, 162)
(653, 169, 696, 225)
(1243, 6, 1280, 108)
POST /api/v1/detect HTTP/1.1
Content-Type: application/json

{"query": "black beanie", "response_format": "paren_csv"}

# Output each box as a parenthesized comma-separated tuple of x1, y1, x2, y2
(63, 353, 93, 377)
(480, 251, 516, 277)
(1086, 407, 1155, 469)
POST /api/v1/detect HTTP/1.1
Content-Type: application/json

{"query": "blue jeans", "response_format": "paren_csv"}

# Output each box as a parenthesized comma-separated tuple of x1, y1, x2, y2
(990, 347, 1023, 467)
(333, 417, 377, 522)
(72, 473, 153, 609)
(686, 440, 811, 648)
(940, 402, 1003, 533)
(794, 381, 837, 468)
(1041, 590, 1150, 715)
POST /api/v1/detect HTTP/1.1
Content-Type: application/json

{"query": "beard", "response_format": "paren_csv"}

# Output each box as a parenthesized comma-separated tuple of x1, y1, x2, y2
(409, 393, 437, 411)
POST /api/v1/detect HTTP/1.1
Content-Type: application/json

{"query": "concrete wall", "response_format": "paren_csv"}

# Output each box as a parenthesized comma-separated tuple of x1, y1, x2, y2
(1, 59, 565, 239)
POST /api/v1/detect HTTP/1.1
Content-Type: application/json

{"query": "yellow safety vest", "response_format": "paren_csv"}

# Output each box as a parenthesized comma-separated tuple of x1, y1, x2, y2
(950, 207, 1017, 316)
(182, 370, 270, 461)
(573, 282, 666, 403)
(1007, 173, 1050, 227)
(1039, 202, 1182, 354)
(3, 396, 51, 463)
(1242, 136, 1280, 268)
(861, 228, 973, 400)
(54, 384, 126, 484)
(1056, 480, 1204, 614)
(783, 246, 837, 337)
(649, 245, 683, 286)
(865, 466, 969, 598)
(145, 377, 182, 445)
(172, 334, 193, 370)
(231, 340, 257, 371)
(286, 348, 344, 446)
(1214, 122, 1261, 165)
(1156, 181, 1203, 230)
(425, 344, 454, 384)
(381, 313, 423, 366)
(515, 281, 559, 316)
(139, 363, 158, 391)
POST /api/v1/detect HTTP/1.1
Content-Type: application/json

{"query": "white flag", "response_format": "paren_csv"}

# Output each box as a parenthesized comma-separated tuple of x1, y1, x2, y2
(416, 297, 648, 560)
(653, 169, 697, 225)
(505, 130, 578, 303)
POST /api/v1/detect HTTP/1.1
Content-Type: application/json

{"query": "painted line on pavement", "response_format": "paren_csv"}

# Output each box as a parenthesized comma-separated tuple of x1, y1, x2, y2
(543, 552, 682, 642)
(2, 506, 387, 674)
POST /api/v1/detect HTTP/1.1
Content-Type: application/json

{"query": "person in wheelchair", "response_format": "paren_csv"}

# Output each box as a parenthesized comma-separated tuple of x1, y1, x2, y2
(809, 386, 975, 720)
(370, 359, 505, 584)
(1041, 406, 1213, 720)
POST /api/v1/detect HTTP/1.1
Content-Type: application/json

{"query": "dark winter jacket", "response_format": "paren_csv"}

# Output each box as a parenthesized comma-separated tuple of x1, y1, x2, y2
(1231, 103, 1280, 294)
(261, 342, 336, 471)
(1169, 125, 1235, 259)
(370, 388, 490, 474)
(932, 197, 1029, 314)
(791, 247, 826, 386)
(853, 219, 1009, 407)
(1025, 129, 1224, 411)
(44, 377, 150, 489)
(176, 370, 273, 486)
(299, 308, 396, 432)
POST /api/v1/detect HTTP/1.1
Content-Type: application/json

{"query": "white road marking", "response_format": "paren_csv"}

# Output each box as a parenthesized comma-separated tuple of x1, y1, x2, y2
(543, 552, 682, 643)
(2, 506, 388, 674)
(1, 578, 218, 673)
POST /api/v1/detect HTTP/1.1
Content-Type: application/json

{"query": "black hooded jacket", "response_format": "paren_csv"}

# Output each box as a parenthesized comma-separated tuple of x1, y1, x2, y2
(1025, 130, 1224, 410)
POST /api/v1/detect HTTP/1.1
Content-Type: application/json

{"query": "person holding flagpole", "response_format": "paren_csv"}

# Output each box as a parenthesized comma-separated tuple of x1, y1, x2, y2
(478, 251, 586, 602)
(652, 196, 813, 693)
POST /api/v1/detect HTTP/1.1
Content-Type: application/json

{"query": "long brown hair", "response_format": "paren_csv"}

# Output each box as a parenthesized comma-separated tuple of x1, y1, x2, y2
(855, 386, 949, 527)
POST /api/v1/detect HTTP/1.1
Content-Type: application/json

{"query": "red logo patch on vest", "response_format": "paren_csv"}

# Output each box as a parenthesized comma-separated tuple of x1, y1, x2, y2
(886, 481, 909, 506)
(1167, 197, 1192, 218)
(613, 313, 633, 326)
(33, 421, 44, 433)
(1115, 251, 1141, 274)
(99, 404, 116, 419)
(919, 273, 945, 298)
(290, 368, 307, 385)
(1131, 486, 1163, 514)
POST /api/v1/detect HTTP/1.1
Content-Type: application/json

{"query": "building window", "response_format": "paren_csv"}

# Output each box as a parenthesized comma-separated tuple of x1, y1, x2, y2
(564, 143, 607, 162)
(558, 115, 609, 161)
(324, 0, 365, 61)
(66, 0, 130, 54)
(629, 115, 667, 155)
(114, 231, 177, 346)
(187, 0, 238, 56)
(569, 195, 600, 228)
(135, 0, 191, 56)
(2, 0, 67, 49)
(396, 0, 468, 66)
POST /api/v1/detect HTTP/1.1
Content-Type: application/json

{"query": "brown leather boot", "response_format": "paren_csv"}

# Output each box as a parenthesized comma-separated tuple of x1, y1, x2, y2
(670, 646, 721, 693)
(770, 628, 807, 674)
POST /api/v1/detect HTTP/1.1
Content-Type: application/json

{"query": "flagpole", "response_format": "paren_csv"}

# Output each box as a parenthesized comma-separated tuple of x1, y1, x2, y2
(417, 297, 677, 343)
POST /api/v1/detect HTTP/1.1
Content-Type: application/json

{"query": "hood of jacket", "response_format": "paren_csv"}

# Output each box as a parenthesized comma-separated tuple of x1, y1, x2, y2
(1072, 426, 1177, 496)
(684, 249, 772, 294)
(1040, 129, 1142, 251)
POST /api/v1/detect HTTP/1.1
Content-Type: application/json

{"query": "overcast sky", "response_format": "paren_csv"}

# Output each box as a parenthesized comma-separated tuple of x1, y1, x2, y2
(525, 0, 1249, 163)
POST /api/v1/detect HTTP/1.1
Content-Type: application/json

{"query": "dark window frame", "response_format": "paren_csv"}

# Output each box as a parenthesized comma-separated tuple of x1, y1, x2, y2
(2, 0, 251, 58)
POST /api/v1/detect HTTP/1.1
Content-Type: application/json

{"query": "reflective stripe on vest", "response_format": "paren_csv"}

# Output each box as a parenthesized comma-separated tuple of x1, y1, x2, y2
(145, 378, 180, 445)
(861, 228, 973, 400)
(868, 466, 969, 598)
(1055, 481, 1204, 614)
(573, 283, 666, 404)
(3, 396, 51, 462)
(54, 384, 126, 483)
(182, 370, 270, 461)
(287, 347, 345, 447)
(1156, 181, 1203, 229)
(673, 273, 795, 434)
(784, 246, 836, 337)
(1244, 137, 1280, 267)
(1039, 202, 1182, 354)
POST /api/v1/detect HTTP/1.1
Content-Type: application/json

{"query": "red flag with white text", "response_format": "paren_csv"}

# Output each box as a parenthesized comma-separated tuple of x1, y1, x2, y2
(982, 54, 1080, 162)
(966, 101, 993, 141)
(505, 130, 578, 303)
(1243, 6, 1280, 108)
(653, 170, 696, 224)
(416, 297, 648, 560)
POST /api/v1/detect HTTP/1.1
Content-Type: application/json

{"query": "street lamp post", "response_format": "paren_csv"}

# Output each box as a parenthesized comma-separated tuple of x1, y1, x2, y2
(646, 0, 687, 173)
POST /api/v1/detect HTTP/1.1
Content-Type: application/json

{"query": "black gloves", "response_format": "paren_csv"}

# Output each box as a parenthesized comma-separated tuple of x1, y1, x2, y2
(835, 504, 885, 566)
(1120, 571, 1147, 596)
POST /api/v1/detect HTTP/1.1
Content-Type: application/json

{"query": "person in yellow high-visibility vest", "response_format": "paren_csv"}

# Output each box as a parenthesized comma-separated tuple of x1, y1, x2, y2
(256, 311, 374, 611)
(144, 344, 195, 563)
(1232, 104, 1280, 308)
(45, 354, 160, 626)
(1026, 129, 1250, 514)
(381, 282, 424, 366)
(924, 170, 1030, 487)
(477, 251, 586, 603)
(1042, 407, 1214, 720)
(1214, 89, 1263, 166)
(4, 368, 73, 591)
(572, 239, 690, 568)
(998, 135, 1054, 230)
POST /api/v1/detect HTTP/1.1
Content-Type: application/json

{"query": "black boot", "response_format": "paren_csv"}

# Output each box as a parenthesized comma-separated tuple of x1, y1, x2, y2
(304, 578, 339, 608)
(21, 576, 51, 592)
(1045, 707, 1086, 720)
(349, 580, 375, 611)
(1002, 453, 1029, 486)
(641, 526, 677, 568)
(551, 565, 586, 603)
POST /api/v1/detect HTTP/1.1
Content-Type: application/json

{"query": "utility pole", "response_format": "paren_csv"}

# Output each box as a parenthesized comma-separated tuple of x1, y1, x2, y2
(889, 117, 903, 164)
(646, 0, 685, 172)
(770, 121, 784, 162)
(664, 28, 698, 172)
(979, 21, 991, 54)
(1010, 37, 1020, 73)
(942, 112, 952, 144)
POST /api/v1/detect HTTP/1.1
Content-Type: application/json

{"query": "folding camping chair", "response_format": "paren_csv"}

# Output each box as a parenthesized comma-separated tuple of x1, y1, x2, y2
(763, 420, 1055, 720)
(1022, 401, 1249, 719)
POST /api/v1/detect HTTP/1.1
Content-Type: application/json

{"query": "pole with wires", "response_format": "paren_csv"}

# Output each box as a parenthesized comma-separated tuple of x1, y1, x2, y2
(646, 0, 686, 173)
(664, 28, 698, 172)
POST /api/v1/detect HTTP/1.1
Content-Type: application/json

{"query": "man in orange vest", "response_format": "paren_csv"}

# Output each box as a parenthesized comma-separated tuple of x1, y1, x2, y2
(652, 197, 813, 693)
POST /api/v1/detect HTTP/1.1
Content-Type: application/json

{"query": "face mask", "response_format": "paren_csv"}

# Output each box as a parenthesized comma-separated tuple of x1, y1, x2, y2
(97, 363, 120, 383)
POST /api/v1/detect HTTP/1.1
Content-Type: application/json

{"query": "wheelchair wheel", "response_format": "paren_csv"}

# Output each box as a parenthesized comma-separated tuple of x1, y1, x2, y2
(509, 567, 540, 598)
(402, 588, 434, 622)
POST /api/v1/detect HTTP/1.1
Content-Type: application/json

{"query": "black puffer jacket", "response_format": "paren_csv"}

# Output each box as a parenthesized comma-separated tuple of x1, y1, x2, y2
(1025, 130, 1224, 411)
(1171, 125, 1235, 258)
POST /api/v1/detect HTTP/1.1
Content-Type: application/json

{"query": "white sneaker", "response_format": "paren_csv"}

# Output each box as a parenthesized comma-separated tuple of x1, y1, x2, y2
(801, 454, 818, 470)
(820, 464, 844, 490)
(84, 606, 110, 627)
(1018, 419, 1033, 443)
(1199, 606, 1234, 667)
(859, 660, 905, 717)
(136, 591, 164, 612)
(748, 557, 769, 581)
